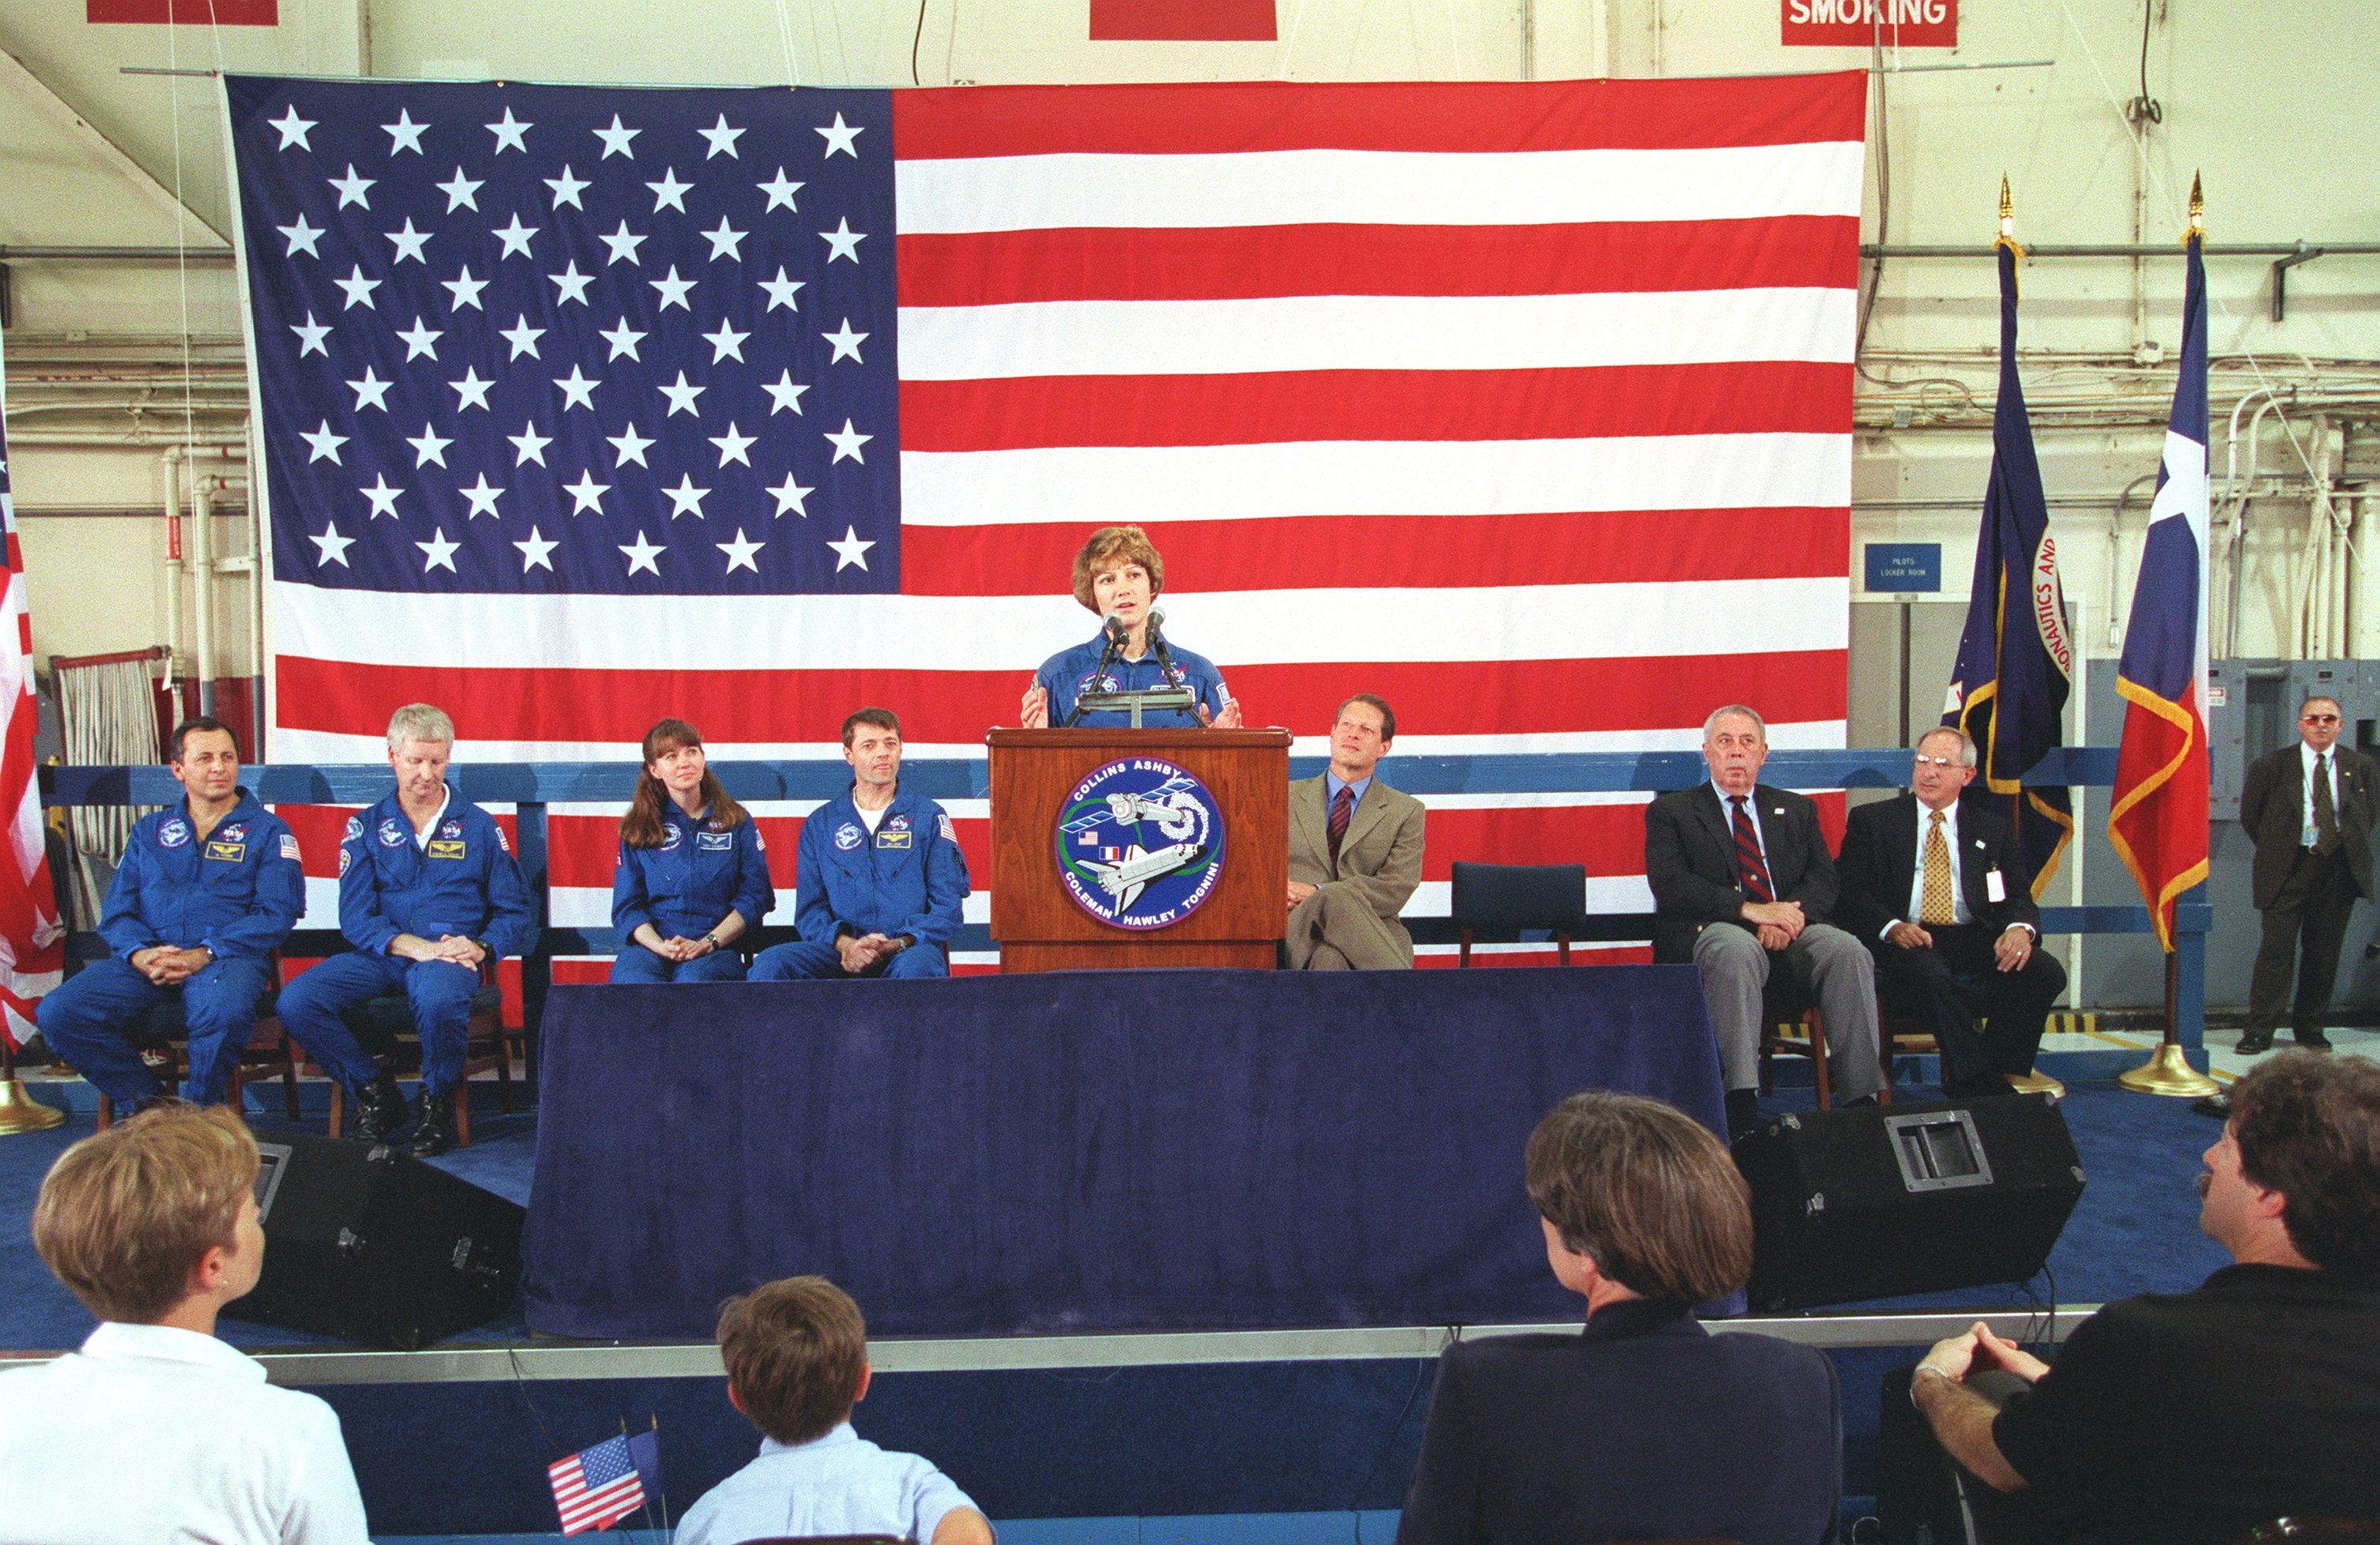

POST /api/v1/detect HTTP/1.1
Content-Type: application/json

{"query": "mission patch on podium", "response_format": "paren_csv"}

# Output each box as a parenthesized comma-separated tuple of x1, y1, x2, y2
(1055, 758, 1226, 929)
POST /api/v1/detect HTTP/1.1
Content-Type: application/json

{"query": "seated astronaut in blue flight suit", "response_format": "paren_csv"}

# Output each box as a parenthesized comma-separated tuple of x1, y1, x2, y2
(1017, 524, 1244, 731)
(273, 703, 537, 1157)
(611, 717, 774, 983)
(750, 708, 969, 981)
(37, 717, 304, 1111)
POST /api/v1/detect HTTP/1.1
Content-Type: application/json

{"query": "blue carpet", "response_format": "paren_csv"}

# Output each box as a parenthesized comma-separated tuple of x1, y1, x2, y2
(0, 1064, 2241, 1536)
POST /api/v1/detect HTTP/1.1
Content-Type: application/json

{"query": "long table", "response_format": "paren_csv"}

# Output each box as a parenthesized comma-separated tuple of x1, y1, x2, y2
(522, 966, 1724, 1340)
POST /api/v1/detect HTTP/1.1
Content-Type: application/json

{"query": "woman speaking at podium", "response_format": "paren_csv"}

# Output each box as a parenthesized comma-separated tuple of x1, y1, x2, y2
(1017, 525, 1244, 730)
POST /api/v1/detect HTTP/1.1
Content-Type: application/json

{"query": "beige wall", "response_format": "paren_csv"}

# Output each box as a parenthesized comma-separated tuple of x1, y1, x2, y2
(3, 0, 2376, 691)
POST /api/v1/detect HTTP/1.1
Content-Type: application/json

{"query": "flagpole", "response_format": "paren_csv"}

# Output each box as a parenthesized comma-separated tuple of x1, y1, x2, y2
(2117, 173, 2218, 1099)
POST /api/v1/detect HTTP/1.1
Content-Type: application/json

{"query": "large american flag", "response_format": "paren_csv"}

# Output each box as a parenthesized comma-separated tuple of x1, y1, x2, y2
(226, 73, 1863, 973)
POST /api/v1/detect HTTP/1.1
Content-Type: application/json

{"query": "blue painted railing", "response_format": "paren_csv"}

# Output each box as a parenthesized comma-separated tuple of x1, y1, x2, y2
(39, 746, 2211, 1053)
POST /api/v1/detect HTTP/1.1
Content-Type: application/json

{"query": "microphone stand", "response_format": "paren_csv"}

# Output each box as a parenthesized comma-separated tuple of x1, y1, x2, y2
(1063, 616, 1128, 728)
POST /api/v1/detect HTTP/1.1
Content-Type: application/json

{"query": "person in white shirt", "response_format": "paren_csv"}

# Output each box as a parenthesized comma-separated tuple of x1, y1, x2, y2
(676, 1275, 995, 1545)
(0, 1104, 370, 1545)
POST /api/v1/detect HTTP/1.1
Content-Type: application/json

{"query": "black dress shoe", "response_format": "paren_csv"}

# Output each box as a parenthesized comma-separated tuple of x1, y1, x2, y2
(410, 1092, 459, 1158)
(348, 1070, 408, 1142)
(2294, 1028, 2334, 1052)
(1724, 1089, 1763, 1141)
(2191, 1093, 2233, 1119)
(2236, 1029, 2275, 1055)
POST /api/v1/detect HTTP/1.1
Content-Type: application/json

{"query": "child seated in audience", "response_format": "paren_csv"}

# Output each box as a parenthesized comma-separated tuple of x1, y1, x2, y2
(678, 1275, 996, 1545)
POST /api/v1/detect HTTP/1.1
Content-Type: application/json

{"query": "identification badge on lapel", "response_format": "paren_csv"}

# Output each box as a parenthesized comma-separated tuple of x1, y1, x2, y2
(1986, 868, 2007, 903)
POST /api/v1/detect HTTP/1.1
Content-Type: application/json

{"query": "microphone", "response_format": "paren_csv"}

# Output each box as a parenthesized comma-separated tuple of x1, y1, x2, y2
(1145, 609, 1186, 691)
(1103, 611, 1128, 642)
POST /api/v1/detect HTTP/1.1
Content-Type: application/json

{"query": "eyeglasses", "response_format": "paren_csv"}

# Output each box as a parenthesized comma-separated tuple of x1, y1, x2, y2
(2304, 714, 2341, 725)
(1913, 755, 1962, 769)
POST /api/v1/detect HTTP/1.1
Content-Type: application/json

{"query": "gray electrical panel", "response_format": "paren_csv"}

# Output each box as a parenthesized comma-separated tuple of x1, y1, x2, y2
(2211, 660, 2380, 820)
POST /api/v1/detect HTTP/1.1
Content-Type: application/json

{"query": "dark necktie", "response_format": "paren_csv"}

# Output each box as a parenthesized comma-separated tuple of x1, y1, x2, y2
(1327, 784, 1353, 868)
(1729, 795, 1773, 903)
(1921, 810, 1957, 925)
(2313, 754, 2340, 854)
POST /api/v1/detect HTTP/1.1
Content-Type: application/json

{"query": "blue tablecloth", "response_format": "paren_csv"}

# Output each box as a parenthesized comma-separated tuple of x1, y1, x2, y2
(522, 965, 1724, 1339)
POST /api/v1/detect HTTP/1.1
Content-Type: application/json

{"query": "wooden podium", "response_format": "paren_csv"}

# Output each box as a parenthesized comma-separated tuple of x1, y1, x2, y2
(987, 728, 1292, 972)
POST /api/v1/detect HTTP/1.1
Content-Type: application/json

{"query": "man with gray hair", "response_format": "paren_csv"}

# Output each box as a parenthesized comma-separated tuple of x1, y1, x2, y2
(1835, 725, 2066, 1097)
(275, 704, 536, 1156)
(1645, 704, 1884, 1137)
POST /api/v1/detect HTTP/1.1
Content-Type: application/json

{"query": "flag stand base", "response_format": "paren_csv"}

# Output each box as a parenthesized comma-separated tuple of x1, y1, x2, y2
(0, 1078, 66, 1134)
(2118, 1041, 2218, 1098)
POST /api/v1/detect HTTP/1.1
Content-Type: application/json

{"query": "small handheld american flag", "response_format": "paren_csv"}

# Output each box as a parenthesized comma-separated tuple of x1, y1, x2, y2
(548, 1428, 659, 1535)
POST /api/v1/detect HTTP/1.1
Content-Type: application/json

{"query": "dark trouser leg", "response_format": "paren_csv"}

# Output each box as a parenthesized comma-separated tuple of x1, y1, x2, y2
(35, 960, 174, 1107)
(1978, 945, 2066, 1077)
(402, 959, 482, 1097)
(2289, 852, 2357, 1034)
(1875, 938, 1990, 1091)
(2246, 850, 2325, 1033)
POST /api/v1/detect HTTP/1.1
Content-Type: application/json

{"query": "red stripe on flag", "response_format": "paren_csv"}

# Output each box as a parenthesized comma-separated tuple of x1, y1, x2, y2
(897, 218, 1860, 305)
(88, 0, 277, 20)
(1089, 0, 1276, 40)
(891, 76, 1869, 157)
(274, 651, 1846, 748)
(899, 363, 1854, 451)
(903, 509, 1848, 594)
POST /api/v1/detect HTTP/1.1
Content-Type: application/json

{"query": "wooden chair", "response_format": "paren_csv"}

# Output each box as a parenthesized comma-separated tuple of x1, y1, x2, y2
(1757, 977, 1894, 1110)
(93, 990, 302, 1130)
(317, 978, 514, 1147)
(1449, 862, 1590, 966)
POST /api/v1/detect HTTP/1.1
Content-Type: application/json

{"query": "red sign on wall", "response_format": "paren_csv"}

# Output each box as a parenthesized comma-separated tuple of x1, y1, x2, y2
(1782, 0, 1954, 47)
(1090, 0, 1277, 41)
(89, 0, 279, 23)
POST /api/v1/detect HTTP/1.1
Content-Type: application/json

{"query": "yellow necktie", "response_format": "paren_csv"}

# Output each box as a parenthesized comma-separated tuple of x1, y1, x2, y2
(1921, 810, 1956, 926)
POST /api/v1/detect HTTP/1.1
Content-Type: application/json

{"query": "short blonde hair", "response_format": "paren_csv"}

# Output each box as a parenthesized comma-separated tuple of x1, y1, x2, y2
(32, 1104, 258, 1323)
(1069, 526, 1166, 614)
(716, 1275, 868, 1444)
(1525, 1091, 1753, 1304)
(386, 702, 456, 752)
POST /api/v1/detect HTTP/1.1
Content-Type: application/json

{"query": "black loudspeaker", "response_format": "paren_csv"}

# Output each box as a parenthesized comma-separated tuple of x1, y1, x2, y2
(242, 1134, 525, 1350)
(1734, 1094, 2085, 1312)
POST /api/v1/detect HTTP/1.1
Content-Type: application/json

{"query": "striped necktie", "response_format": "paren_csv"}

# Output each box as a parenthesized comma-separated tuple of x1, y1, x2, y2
(1327, 783, 1353, 868)
(1729, 796, 1772, 903)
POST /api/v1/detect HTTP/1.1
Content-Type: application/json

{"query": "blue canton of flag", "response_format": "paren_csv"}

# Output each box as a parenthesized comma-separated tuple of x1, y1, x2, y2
(225, 76, 898, 597)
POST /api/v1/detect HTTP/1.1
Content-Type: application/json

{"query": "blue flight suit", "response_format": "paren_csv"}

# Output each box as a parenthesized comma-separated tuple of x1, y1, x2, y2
(37, 790, 303, 1107)
(609, 804, 774, 983)
(274, 788, 537, 1096)
(1035, 632, 1230, 729)
(750, 786, 969, 980)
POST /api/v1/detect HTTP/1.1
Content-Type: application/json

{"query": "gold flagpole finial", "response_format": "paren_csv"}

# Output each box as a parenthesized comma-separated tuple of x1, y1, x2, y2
(1999, 173, 2014, 240)
(2188, 172, 2204, 236)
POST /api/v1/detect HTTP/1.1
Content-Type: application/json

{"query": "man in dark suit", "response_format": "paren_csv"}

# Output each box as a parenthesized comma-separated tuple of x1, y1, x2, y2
(1285, 694, 1425, 969)
(2236, 695, 2374, 1052)
(1836, 726, 2066, 1097)
(1646, 703, 1883, 1137)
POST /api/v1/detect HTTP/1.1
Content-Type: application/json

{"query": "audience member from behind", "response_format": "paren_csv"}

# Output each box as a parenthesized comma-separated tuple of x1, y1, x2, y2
(677, 1275, 995, 1545)
(0, 1104, 369, 1544)
(610, 717, 774, 982)
(1911, 1051, 2380, 1545)
(1396, 1092, 1840, 1545)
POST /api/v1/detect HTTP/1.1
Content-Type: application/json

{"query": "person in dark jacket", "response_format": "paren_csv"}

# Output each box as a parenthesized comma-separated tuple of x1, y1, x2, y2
(38, 717, 303, 1109)
(610, 718, 773, 983)
(1396, 1091, 1842, 1545)
(273, 703, 536, 1156)
(2235, 695, 2375, 1052)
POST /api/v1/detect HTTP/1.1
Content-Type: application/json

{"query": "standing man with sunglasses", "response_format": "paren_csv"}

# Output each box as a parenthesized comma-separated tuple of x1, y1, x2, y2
(2236, 696, 2374, 1053)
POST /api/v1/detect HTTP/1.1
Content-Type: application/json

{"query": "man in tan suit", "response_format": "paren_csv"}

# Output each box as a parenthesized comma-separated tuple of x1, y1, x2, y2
(1285, 694, 1426, 969)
